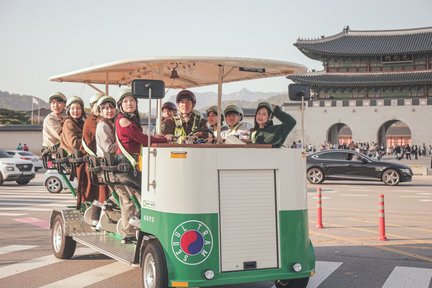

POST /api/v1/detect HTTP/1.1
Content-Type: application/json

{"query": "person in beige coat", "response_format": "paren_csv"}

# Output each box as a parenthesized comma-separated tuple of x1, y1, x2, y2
(42, 92, 67, 149)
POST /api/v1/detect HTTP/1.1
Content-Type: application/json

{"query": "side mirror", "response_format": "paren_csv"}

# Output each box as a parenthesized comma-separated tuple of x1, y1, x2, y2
(288, 84, 311, 101)
(131, 79, 165, 99)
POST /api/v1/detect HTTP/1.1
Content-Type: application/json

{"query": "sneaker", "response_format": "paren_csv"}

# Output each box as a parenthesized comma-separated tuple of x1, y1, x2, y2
(95, 221, 102, 232)
(121, 236, 136, 244)
(91, 220, 98, 231)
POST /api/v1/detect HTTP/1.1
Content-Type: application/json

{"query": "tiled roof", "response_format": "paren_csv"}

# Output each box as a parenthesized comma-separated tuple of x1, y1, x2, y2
(287, 71, 432, 87)
(295, 26, 432, 58)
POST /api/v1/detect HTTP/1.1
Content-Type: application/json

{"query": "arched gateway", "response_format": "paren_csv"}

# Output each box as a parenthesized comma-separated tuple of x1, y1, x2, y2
(327, 123, 352, 145)
(378, 120, 411, 147)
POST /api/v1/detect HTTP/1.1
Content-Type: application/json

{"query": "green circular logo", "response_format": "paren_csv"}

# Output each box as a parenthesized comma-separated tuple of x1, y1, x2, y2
(171, 220, 213, 265)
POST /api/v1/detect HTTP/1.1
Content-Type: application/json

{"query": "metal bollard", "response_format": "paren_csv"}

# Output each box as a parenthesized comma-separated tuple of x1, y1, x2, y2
(316, 187, 324, 228)
(379, 194, 388, 241)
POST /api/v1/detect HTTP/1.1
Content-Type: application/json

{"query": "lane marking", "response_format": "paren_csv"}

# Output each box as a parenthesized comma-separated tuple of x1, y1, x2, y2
(14, 217, 50, 230)
(340, 194, 369, 197)
(382, 266, 432, 288)
(39, 262, 135, 288)
(0, 245, 37, 256)
(420, 199, 432, 202)
(400, 195, 430, 198)
(0, 248, 95, 279)
(309, 220, 432, 263)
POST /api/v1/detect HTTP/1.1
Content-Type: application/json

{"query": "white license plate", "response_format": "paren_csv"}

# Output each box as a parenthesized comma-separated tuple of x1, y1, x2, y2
(23, 171, 33, 175)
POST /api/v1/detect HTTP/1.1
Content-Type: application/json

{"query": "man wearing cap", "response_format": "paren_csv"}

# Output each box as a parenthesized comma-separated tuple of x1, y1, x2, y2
(161, 101, 177, 122)
(161, 90, 207, 142)
(220, 104, 249, 140)
(42, 92, 67, 149)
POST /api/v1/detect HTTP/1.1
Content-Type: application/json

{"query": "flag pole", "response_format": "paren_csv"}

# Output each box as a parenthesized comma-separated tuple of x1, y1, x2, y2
(31, 99, 34, 125)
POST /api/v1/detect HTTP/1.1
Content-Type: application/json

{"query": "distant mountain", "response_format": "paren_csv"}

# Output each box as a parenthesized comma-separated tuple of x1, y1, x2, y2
(166, 88, 283, 110)
(0, 91, 48, 111)
(0, 88, 291, 115)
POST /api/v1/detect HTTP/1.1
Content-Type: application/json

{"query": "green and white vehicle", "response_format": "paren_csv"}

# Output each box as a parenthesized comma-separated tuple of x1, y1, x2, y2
(48, 57, 315, 288)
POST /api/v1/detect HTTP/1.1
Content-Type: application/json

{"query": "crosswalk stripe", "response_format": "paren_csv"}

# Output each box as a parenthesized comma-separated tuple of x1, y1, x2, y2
(381, 266, 432, 288)
(0, 247, 96, 279)
(0, 245, 36, 256)
(39, 262, 135, 288)
(0, 212, 27, 216)
(2, 195, 74, 199)
(307, 261, 342, 288)
(0, 207, 54, 212)
(270, 261, 342, 288)
(15, 217, 50, 229)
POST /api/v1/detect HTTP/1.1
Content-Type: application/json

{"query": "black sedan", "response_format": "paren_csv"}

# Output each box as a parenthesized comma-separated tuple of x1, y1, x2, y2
(306, 149, 413, 186)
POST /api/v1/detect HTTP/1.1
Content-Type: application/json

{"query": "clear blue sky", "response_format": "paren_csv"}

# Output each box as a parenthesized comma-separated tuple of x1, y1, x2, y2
(0, 0, 430, 104)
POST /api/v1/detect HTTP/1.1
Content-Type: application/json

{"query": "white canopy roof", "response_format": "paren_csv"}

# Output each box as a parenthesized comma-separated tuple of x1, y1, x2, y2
(49, 56, 307, 89)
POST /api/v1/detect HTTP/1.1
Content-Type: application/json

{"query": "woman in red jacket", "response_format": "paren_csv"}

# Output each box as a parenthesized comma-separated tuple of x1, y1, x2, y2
(115, 89, 167, 187)
(114, 89, 167, 239)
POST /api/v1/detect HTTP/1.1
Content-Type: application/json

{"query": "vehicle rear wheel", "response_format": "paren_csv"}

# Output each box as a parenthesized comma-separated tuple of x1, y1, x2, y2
(275, 277, 309, 288)
(16, 179, 30, 185)
(45, 176, 63, 193)
(382, 169, 400, 186)
(142, 241, 168, 288)
(307, 167, 324, 184)
(51, 214, 76, 259)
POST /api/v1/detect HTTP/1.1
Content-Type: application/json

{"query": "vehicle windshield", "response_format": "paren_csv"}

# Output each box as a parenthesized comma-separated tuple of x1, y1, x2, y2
(0, 150, 13, 158)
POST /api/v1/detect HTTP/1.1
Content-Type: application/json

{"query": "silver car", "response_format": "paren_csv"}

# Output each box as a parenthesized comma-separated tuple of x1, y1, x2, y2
(0, 149, 35, 185)
(44, 169, 77, 193)
(6, 150, 43, 172)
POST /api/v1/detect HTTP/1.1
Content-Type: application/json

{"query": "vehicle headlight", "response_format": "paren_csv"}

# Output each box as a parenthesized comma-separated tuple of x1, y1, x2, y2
(292, 263, 302, 272)
(400, 168, 411, 175)
(203, 270, 215, 280)
(6, 166, 15, 171)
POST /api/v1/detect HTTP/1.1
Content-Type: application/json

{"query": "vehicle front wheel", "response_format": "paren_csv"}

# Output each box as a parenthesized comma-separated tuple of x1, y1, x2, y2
(45, 176, 63, 193)
(51, 214, 76, 259)
(382, 169, 400, 186)
(307, 167, 324, 184)
(142, 241, 168, 288)
(16, 179, 30, 185)
(275, 277, 309, 288)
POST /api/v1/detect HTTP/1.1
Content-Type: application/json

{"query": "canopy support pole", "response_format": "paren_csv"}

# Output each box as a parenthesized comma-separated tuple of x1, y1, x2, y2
(105, 72, 109, 95)
(216, 65, 224, 144)
(85, 83, 104, 95)
(156, 99, 162, 134)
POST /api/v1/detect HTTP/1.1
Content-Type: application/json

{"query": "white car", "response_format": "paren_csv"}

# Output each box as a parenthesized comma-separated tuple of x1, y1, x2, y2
(0, 149, 35, 185)
(44, 169, 78, 193)
(6, 150, 43, 172)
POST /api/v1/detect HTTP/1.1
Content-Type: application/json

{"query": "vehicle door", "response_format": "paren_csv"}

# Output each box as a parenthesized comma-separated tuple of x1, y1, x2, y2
(313, 151, 346, 177)
(341, 152, 376, 179)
